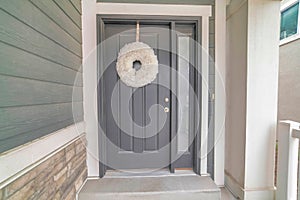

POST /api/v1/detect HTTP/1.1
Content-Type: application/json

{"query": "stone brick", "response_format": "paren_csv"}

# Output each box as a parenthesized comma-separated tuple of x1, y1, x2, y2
(63, 166, 85, 195)
(61, 172, 79, 195)
(82, 169, 88, 182)
(63, 187, 76, 200)
(3, 139, 87, 200)
(34, 168, 53, 187)
(65, 146, 76, 162)
(74, 169, 87, 191)
(34, 179, 56, 200)
(67, 148, 84, 165)
(35, 157, 65, 187)
(54, 166, 68, 181)
(5, 170, 37, 197)
(35, 156, 54, 175)
(66, 152, 84, 177)
(27, 190, 42, 200)
(67, 153, 86, 177)
(6, 180, 35, 200)
(72, 150, 86, 167)
(65, 143, 75, 152)
(55, 173, 67, 190)
(53, 191, 61, 200)
(76, 136, 87, 145)
(34, 192, 50, 200)
(51, 149, 65, 164)
(75, 138, 86, 154)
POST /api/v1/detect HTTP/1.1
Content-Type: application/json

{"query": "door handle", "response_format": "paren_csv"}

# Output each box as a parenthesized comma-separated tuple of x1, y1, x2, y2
(164, 107, 170, 113)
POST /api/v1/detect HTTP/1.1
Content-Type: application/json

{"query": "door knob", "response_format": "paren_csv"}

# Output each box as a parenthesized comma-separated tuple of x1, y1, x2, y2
(164, 97, 169, 103)
(164, 107, 170, 113)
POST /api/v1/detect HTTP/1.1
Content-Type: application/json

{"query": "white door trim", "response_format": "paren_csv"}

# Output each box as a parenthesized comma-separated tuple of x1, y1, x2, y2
(96, 3, 212, 17)
(82, 2, 225, 186)
(200, 15, 209, 176)
(215, 0, 226, 186)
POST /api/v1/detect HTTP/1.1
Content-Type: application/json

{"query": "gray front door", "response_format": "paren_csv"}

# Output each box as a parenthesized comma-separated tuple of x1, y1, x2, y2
(99, 19, 197, 171)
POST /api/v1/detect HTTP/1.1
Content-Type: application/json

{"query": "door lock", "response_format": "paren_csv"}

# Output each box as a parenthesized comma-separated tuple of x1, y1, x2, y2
(164, 97, 169, 103)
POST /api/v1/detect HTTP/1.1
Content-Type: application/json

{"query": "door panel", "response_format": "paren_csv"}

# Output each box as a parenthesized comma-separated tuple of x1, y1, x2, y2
(103, 23, 171, 169)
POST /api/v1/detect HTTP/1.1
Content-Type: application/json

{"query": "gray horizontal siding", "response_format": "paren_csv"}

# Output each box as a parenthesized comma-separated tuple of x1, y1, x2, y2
(0, 102, 83, 141)
(0, 42, 83, 86)
(30, 0, 82, 43)
(70, 0, 82, 14)
(53, 0, 82, 28)
(0, 0, 82, 153)
(0, 9, 81, 71)
(0, 75, 83, 107)
(0, 0, 82, 57)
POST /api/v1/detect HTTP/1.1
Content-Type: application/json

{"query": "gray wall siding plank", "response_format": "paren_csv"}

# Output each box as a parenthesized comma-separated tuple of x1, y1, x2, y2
(53, 0, 82, 29)
(0, 42, 82, 86)
(0, 75, 83, 107)
(0, 9, 81, 71)
(30, 0, 82, 42)
(0, 118, 83, 153)
(0, 102, 83, 141)
(69, 0, 82, 14)
(0, 0, 82, 57)
(0, 0, 82, 153)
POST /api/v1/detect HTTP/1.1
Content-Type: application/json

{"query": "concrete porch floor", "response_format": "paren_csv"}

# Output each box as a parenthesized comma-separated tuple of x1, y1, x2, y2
(77, 171, 225, 200)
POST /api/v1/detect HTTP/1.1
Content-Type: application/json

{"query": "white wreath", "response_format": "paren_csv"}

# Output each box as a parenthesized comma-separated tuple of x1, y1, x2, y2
(116, 42, 158, 88)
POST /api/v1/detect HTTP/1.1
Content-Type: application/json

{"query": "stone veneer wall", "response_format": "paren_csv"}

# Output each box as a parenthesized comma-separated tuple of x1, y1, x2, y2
(0, 135, 87, 200)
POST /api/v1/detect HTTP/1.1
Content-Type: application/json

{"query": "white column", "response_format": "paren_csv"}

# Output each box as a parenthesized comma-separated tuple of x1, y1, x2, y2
(244, 1, 280, 199)
(225, 0, 281, 199)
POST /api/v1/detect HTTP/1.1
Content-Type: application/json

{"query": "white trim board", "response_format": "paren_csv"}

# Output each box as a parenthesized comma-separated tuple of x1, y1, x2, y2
(214, 0, 226, 186)
(0, 122, 85, 186)
(280, 0, 299, 11)
(280, 33, 300, 46)
(96, 3, 212, 17)
(82, 2, 225, 185)
(200, 15, 209, 176)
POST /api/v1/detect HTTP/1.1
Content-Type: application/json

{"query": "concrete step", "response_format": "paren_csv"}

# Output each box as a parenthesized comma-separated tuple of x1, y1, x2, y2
(78, 175, 221, 200)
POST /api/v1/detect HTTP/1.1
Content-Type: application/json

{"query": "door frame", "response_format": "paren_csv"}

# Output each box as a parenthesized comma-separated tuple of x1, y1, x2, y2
(83, 1, 226, 185)
(97, 15, 203, 177)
